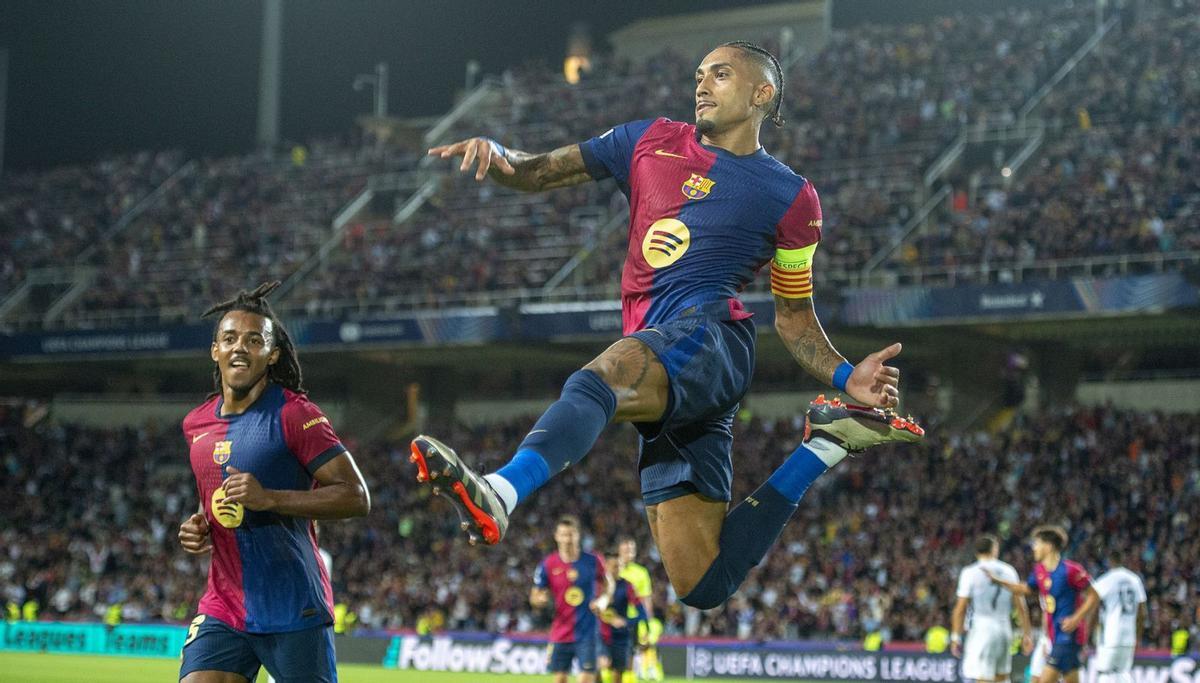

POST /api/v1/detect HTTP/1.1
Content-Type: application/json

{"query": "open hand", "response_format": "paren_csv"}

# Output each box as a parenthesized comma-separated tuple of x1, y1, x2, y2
(178, 513, 212, 554)
(223, 467, 275, 511)
(845, 343, 902, 409)
(428, 137, 515, 181)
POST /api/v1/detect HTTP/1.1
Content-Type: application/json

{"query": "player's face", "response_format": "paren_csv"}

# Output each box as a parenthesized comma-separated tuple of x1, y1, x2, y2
(619, 539, 636, 563)
(605, 554, 621, 575)
(554, 523, 581, 555)
(211, 311, 279, 396)
(1031, 537, 1049, 563)
(694, 47, 772, 135)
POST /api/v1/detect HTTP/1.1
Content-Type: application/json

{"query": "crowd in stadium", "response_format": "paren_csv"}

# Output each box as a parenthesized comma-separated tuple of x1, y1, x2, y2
(3, 399, 1196, 648)
(6, 2, 1196, 325)
(0, 150, 183, 300)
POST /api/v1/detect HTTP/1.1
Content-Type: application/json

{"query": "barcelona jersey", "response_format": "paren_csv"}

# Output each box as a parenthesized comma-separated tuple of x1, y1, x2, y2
(534, 551, 607, 644)
(1027, 559, 1093, 646)
(600, 577, 642, 645)
(183, 384, 346, 633)
(580, 117, 822, 335)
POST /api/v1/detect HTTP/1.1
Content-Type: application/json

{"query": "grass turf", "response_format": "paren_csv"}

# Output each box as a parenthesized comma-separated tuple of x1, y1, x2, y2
(0, 651, 779, 683)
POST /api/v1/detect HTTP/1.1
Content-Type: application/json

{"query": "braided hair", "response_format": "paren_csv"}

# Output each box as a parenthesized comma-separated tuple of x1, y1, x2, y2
(202, 281, 305, 396)
(721, 41, 786, 127)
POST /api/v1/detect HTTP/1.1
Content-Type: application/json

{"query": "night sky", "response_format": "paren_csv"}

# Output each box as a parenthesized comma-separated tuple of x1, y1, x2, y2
(0, 0, 1051, 170)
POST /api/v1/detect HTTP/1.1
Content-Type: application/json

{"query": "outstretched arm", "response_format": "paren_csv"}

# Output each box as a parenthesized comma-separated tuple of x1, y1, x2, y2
(773, 296, 901, 408)
(986, 571, 1034, 597)
(428, 137, 592, 191)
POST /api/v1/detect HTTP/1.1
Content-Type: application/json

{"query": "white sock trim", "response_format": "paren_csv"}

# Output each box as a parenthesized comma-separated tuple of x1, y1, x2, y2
(483, 473, 518, 514)
(806, 436, 849, 468)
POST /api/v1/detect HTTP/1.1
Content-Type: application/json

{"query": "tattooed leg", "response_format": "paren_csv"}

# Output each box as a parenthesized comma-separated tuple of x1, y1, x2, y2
(584, 337, 670, 424)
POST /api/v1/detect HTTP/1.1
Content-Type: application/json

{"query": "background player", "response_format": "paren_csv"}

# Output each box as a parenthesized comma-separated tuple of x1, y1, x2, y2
(988, 526, 1101, 683)
(1090, 549, 1147, 683)
(951, 534, 1034, 683)
(176, 282, 371, 683)
(616, 537, 661, 682)
(599, 553, 646, 683)
(531, 515, 614, 683)
(411, 40, 922, 613)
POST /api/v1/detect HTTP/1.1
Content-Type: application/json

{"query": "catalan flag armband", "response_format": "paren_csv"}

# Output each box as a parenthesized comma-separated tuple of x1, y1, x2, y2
(770, 243, 817, 298)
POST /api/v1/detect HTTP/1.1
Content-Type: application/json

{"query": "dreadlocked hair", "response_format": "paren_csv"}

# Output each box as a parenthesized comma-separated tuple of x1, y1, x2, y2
(721, 41, 786, 127)
(202, 281, 306, 396)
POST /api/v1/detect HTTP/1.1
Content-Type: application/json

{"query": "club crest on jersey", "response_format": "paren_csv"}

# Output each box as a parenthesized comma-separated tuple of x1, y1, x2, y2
(681, 173, 715, 200)
(212, 440, 232, 465)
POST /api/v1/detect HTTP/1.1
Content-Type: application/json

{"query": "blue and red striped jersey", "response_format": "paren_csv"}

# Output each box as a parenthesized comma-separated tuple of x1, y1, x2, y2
(1028, 559, 1093, 646)
(600, 577, 642, 645)
(533, 551, 607, 644)
(580, 117, 822, 335)
(183, 383, 346, 633)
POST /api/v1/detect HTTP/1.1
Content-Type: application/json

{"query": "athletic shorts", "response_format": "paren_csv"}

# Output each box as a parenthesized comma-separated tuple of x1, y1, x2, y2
(630, 308, 756, 504)
(179, 613, 336, 682)
(1094, 646, 1135, 674)
(548, 638, 598, 674)
(962, 622, 1013, 680)
(1046, 641, 1082, 674)
(604, 634, 633, 671)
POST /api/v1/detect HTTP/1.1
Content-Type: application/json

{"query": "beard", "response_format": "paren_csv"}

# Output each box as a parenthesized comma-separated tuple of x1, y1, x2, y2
(696, 117, 717, 135)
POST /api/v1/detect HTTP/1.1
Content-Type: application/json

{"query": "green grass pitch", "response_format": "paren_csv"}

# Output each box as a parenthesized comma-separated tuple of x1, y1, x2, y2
(0, 651, 778, 683)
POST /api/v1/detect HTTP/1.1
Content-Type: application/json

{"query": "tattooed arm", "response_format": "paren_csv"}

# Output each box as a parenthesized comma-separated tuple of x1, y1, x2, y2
(427, 137, 592, 192)
(773, 295, 902, 408)
(773, 295, 848, 385)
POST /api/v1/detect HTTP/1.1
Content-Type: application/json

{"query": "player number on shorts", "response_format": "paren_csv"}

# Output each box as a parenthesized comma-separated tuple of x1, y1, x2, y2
(184, 614, 206, 648)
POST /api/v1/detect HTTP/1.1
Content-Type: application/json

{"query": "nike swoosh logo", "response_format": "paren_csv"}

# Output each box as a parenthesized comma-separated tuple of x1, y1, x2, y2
(192, 432, 210, 444)
(526, 429, 548, 437)
(654, 149, 686, 159)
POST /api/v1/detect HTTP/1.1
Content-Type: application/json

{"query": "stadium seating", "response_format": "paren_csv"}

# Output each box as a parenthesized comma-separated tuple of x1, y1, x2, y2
(4, 1, 1166, 324)
(3, 401, 1195, 645)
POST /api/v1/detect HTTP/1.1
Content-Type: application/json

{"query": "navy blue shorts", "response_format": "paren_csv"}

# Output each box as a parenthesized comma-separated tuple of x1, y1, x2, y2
(604, 635, 633, 671)
(630, 311, 755, 504)
(548, 638, 598, 674)
(179, 614, 336, 682)
(1046, 641, 1082, 673)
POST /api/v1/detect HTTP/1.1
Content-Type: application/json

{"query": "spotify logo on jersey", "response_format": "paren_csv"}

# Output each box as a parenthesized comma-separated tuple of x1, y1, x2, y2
(641, 218, 691, 268)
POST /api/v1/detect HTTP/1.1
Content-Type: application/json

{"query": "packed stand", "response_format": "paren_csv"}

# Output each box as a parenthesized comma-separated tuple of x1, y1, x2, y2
(898, 0, 1200, 280)
(0, 151, 183, 299)
(58, 135, 418, 327)
(3, 398, 1197, 648)
(291, 2, 1096, 312)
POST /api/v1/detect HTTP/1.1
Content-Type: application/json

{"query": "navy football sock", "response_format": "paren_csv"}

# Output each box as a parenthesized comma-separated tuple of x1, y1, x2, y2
(680, 444, 831, 609)
(491, 369, 617, 510)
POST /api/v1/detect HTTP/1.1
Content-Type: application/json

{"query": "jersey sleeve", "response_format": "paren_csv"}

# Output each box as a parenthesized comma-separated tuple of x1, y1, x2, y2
(1135, 577, 1147, 603)
(956, 568, 973, 599)
(579, 119, 655, 186)
(1093, 574, 1114, 599)
(534, 559, 548, 589)
(281, 394, 347, 476)
(1067, 562, 1093, 590)
(771, 181, 822, 299)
